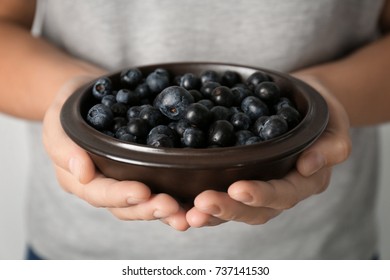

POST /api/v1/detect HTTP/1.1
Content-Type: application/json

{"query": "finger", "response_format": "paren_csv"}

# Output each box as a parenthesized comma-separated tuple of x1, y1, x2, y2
(109, 193, 180, 221)
(193, 190, 281, 225)
(293, 76, 352, 176)
(55, 166, 151, 208)
(42, 76, 98, 184)
(186, 207, 225, 228)
(228, 167, 332, 209)
(161, 208, 191, 231)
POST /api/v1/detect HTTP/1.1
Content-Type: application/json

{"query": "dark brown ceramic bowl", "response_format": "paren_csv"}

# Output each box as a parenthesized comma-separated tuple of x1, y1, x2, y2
(60, 62, 328, 201)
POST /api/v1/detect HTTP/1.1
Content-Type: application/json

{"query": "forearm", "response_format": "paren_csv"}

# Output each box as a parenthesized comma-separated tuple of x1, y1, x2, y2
(0, 22, 103, 120)
(296, 34, 390, 127)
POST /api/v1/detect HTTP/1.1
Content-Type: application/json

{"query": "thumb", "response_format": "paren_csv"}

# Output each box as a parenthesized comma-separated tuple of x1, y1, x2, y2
(43, 76, 98, 184)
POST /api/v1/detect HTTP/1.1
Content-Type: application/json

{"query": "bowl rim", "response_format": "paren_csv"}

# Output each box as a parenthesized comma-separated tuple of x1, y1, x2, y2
(60, 62, 329, 169)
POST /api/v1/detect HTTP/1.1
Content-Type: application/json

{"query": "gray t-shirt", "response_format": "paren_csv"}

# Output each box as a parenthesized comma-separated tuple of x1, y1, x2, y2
(27, 0, 383, 259)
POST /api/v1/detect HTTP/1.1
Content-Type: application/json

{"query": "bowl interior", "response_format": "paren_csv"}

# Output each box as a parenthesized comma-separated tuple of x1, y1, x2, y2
(61, 62, 328, 170)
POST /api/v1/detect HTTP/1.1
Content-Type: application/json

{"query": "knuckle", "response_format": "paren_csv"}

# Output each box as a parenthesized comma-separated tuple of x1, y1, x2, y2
(333, 135, 352, 164)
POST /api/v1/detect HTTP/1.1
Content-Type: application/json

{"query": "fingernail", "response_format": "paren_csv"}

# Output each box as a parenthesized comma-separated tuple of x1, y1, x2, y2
(302, 152, 326, 176)
(69, 157, 81, 181)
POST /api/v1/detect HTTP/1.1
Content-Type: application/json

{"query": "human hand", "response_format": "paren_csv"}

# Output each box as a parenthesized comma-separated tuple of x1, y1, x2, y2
(42, 76, 190, 231)
(186, 74, 352, 227)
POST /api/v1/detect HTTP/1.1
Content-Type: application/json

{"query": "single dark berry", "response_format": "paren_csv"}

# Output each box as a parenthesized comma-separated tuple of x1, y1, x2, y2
(139, 106, 166, 127)
(231, 86, 251, 105)
(147, 133, 175, 148)
(235, 130, 255, 146)
(200, 81, 220, 98)
(211, 86, 235, 107)
(197, 99, 214, 110)
(254, 81, 281, 104)
(277, 106, 301, 129)
(148, 125, 178, 146)
(112, 116, 127, 131)
(221, 70, 241, 87)
(126, 105, 142, 120)
(182, 127, 206, 148)
(210, 105, 232, 121)
(127, 118, 149, 139)
(188, 89, 204, 102)
(134, 83, 153, 100)
(230, 112, 251, 130)
(154, 86, 194, 120)
(273, 97, 295, 112)
(92, 77, 112, 100)
(87, 104, 113, 130)
(110, 102, 128, 117)
(241, 96, 269, 121)
(116, 89, 138, 105)
(245, 136, 262, 145)
(120, 68, 143, 88)
(146, 68, 170, 94)
(246, 71, 270, 89)
(208, 120, 235, 147)
(184, 103, 211, 129)
(257, 115, 288, 141)
(101, 94, 116, 107)
(180, 73, 201, 90)
(200, 70, 220, 85)
(174, 119, 192, 137)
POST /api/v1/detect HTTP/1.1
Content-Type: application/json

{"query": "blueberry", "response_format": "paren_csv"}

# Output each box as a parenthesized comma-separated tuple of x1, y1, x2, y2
(184, 103, 211, 129)
(200, 81, 220, 98)
(126, 105, 142, 119)
(231, 86, 251, 105)
(127, 118, 149, 140)
(246, 71, 270, 90)
(200, 70, 220, 85)
(112, 116, 127, 131)
(277, 106, 301, 129)
(173, 119, 191, 137)
(241, 96, 269, 121)
(221, 70, 241, 87)
(182, 127, 206, 148)
(230, 112, 251, 130)
(92, 77, 112, 100)
(154, 86, 194, 120)
(211, 86, 235, 107)
(116, 89, 138, 105)
(101, 94, 116, 107)
(87, 104, 113, 130)
(273, 97, 294, 112)
(197, 99, 214, 110)
(245, 136, 262, 145)
(257, 115, 288, 141)
(254, 81, 281, 104)
(180, 73, 201, 90)
(148, 125, 178, 146)
(120, 68, 143, 89)
(134, 82, 153, 100)
(188, 89, 204, 102)
(235, 130, 255, 146)
(110, 102, 128, 117)
(210, 105, 232, 121)
(139, 106, 166, 127)
(115, 126, 130, 139)
(208, 120, 235, 147)
(147, 133, 175, 148)
(146, 68, 170, 94)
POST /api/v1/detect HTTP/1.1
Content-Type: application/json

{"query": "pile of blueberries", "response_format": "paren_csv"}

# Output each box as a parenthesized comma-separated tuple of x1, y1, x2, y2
(86, 67, 301, 148)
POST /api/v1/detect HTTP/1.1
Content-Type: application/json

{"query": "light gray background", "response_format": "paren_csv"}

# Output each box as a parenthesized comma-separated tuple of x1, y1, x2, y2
(0, 113, 389, 260)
